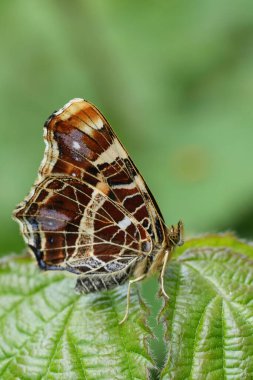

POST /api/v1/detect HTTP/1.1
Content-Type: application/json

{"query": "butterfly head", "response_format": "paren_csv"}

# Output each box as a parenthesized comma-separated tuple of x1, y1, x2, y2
(168, 220, 184, 247)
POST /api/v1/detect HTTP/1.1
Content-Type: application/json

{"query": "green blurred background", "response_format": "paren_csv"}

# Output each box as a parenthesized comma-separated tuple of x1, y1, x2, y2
(1, 0, 253, 256)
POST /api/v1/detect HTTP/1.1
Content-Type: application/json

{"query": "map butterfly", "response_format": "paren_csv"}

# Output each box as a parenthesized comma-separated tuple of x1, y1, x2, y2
(13, 98, 183, 323)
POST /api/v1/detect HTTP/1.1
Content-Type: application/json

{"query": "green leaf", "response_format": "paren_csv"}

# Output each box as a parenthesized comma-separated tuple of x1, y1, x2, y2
(2, 235, 253, 379)
(161, 235, 253, 379)
(0, 254, 153, 380)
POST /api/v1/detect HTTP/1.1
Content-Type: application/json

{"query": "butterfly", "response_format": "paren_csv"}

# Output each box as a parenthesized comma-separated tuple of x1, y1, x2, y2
(13, 98, 183, 323)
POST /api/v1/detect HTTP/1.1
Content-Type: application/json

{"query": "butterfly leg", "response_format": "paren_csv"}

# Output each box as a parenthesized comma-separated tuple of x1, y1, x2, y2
(160, 249, 170, 300)
(119, 274, 146, 325)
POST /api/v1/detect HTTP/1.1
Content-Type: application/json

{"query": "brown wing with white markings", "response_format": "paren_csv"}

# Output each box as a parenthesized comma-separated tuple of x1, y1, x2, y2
(13, 98, 167, 273)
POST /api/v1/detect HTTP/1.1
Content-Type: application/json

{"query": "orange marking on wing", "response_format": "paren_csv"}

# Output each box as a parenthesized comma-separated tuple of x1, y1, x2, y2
(96, 181, 110, 195)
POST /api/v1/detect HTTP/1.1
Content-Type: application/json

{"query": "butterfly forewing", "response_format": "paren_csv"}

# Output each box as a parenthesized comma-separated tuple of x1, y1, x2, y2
(14, 99, 167, 279)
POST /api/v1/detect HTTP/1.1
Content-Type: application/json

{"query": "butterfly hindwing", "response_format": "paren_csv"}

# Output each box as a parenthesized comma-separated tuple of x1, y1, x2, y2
(16, 175, 150, 270)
